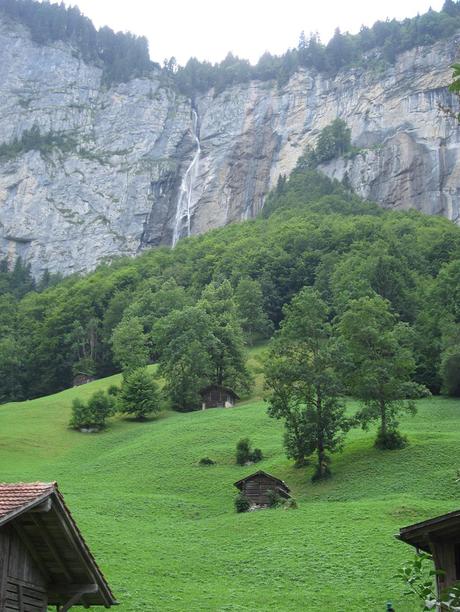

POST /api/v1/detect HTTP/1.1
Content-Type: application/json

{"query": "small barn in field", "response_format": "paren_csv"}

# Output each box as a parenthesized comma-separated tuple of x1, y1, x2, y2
(73, 373, 96, 387)
(200, 385, 239, 409)
(234, 471, 291, 509)
(397, 509, 460, 596)
(0, 482, 117, 611)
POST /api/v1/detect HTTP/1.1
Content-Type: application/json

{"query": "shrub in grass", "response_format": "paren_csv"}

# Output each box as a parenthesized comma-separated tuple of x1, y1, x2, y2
(70, 399, 93, 431)
(107, 384, 119, 397)
(236, 438, 251, 465)
(374, 428, 407, 450)
(235, 493, 251, 513)
(236, 438, 263, 465)
(267, 489, 283, 508)
(250, 448, 263, 463)
(119, 367, 160, 421)
(266, 489, 298, 509)
(198, 457, 216, 466)
(70, 391, 115, 432)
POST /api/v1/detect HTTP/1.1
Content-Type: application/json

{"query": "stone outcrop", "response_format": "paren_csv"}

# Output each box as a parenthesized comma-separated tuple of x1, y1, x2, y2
(0, 14, 459, 277)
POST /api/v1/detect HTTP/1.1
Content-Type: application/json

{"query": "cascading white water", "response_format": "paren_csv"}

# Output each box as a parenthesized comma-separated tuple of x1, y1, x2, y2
(172, 109, 201, 247)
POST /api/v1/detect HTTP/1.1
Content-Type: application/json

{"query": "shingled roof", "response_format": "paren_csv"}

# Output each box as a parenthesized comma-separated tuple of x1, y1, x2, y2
(0, 482, 117, 607)
(0, 482, 55, 523)
(234, 470, 291, 493)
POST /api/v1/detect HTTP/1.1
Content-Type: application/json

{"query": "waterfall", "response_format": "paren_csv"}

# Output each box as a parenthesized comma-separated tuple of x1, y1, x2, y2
(172, 109, 201, 247)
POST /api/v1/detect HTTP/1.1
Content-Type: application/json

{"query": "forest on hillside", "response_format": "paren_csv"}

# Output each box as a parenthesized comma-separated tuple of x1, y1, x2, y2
(1, 0, 460, 89)
(0, 147, 459, 405)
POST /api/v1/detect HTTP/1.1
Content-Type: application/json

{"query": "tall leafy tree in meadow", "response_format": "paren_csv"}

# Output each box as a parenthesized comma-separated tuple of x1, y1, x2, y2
(153, 306, 214, 411)
(154, 282, 252, 411)
(118, 367, 160, 421)
(198, 280, 252, 394)
(265, 287, 348, 479)
(338, 295, 426, 449)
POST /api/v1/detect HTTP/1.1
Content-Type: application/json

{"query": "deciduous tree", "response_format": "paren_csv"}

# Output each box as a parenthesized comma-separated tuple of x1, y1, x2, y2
(265, 287, 348, 479)
(118, 367, 160, 421)
(338, 295, 426, 449)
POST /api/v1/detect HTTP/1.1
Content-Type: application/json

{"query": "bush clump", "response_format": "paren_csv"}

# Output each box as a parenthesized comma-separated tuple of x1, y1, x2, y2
(266, 489, 283, 508)
(374, 428, 407, 450)
(70, 390, 115, 432)
(266, 489, 298, 510)
(107, 384, 120, 397)
(235, 493, 251, 513)
(235, 438, 264, 465)
(198, 457, 216, 466)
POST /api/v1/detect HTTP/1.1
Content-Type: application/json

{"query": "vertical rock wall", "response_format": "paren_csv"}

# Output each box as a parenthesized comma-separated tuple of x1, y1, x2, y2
(0, 14, 459, 277)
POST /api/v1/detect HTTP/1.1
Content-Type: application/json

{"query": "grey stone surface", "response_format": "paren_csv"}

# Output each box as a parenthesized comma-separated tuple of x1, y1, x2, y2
(0, 14, 459, 277)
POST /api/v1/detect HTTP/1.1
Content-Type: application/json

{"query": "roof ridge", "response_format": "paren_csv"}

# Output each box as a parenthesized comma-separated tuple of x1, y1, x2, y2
(0, 481, 56, 486)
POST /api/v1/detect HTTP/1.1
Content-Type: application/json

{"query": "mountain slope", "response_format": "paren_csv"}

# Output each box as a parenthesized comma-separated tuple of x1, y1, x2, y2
(0, 8, 459, 276)
(1, 371, 459, 610)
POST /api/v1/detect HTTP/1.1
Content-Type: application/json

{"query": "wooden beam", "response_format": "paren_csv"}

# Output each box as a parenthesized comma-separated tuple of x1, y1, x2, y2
(52, 504, 108, 606)
(51, 498, 115, 607)
(0, 533, 10, 611)
(58, 585, 97, 612)
(59, 591, 85, 611)
(30, 499, 52, 513)
(51, 584, 98, 595)
(11, 522, 51, 583)
(31, 515, 73, 582)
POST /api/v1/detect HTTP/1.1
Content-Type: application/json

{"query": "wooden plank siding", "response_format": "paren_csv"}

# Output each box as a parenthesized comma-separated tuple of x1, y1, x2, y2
(0, 527, 47, 612)
(241, 475, 287, 507)
(201, 387, 237, 409)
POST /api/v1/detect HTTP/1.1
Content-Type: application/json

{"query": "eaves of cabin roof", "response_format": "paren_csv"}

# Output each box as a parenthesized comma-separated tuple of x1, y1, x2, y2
(396, 508, 460, 552)
(0, 481, 118, 607)
(200, 384, 240, 399)
(233, 470, 290, 492)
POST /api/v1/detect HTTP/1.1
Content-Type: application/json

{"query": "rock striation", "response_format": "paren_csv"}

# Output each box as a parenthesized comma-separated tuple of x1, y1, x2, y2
(0, 14, 459, 277)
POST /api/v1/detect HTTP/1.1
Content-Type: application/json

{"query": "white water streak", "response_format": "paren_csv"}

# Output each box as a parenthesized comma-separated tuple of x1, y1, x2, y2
(172, 109, 201, 247)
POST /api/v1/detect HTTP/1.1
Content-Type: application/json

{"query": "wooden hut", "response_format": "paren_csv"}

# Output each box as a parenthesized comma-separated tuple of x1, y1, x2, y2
(73, 373, 96, 387)
(0, 482, 117, 610)
(397, 509, 460, 595)
(234, 471, 291, 508)
(200, 385, 239, 409)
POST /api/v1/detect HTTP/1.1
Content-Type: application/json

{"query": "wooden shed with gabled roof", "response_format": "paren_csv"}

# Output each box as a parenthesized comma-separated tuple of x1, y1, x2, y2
(397, 508, 460, 595)
(234, 471, 291, 508)
(0, 481, 117, 611)
(200, 385, 239, 410)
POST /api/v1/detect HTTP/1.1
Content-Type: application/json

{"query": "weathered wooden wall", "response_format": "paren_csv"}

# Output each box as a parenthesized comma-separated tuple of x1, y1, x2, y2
(202, 388, 234, 408)
(0, 526, 47, 611)
(242, 476, 282, 507)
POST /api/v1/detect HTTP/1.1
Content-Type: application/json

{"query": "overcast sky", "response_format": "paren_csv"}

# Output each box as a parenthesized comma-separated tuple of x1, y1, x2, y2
(64, 0, 445, 65)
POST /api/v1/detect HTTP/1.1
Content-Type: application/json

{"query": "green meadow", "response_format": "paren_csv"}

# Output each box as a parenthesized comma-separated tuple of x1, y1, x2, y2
(1, 362, 459, 611)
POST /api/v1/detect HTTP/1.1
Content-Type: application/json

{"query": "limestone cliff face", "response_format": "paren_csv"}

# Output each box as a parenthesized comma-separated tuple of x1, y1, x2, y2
(0, 14, 459, 277)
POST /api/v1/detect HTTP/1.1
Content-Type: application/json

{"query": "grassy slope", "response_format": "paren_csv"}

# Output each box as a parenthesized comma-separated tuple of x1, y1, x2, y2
(1, 358, 460, 611)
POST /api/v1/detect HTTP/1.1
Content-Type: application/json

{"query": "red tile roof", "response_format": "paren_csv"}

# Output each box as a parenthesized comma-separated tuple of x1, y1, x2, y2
(0, 482, 55, 522)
